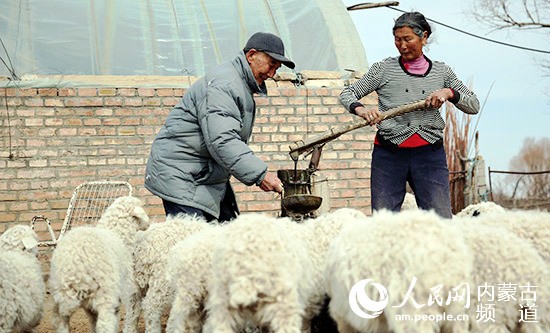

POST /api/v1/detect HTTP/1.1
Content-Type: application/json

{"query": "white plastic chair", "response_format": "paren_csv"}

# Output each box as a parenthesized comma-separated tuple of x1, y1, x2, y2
(30, 181, 133, 246)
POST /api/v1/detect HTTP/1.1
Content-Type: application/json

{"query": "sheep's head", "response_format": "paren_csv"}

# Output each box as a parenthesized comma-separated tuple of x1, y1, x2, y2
(456, 201, 505, 217)
(0, 224, 39, 255)
(99, 196, 150, 231)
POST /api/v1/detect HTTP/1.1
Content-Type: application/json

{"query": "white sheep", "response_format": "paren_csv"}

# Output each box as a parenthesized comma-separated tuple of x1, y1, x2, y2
(296, 208, 369, 331)
(48, 196, 150, 333)
(401, 192, 418, 210)
(457, 208, 550, 265)
(166, 208, 367, 333)
(325, 209, 472, 333)
(457, 218, 549, 333)
(205, 213, 313, 333)
(455, 201, 506, 217)
(165, 223, 226, 333)
(0, 225, 45, 333)
(125, 213, 212, 333)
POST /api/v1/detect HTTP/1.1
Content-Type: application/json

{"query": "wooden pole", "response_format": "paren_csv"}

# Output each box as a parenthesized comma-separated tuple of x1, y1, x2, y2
(347, 2, 400, 11)
(289, 100, 427, 159)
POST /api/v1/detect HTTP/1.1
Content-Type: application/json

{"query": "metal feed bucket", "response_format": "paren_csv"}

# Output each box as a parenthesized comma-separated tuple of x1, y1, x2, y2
(278, 169, 322, 219)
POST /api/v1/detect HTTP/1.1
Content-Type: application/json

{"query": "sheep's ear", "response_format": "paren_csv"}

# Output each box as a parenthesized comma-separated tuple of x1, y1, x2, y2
(132, 206, 150, 226)
(21, 236, 38, 251)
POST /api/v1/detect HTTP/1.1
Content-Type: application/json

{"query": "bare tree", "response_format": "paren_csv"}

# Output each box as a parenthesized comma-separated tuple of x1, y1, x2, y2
(469, 1, 550, 96)
(444, 102, 474, 213)
(507, 136, 550, 199)
(470, 0, 550, 30)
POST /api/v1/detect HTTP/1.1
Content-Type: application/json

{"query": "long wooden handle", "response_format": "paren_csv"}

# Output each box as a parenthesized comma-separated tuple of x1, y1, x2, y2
(289, 100, 427, 159)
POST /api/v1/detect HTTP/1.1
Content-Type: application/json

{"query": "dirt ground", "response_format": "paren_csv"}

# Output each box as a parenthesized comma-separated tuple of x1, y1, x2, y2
(36, 291, 336, 333)
(36, 291, 168, 332)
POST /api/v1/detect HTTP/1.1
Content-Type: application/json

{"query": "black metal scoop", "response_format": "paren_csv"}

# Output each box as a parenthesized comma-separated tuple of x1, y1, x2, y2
(282, 194, 322, 215)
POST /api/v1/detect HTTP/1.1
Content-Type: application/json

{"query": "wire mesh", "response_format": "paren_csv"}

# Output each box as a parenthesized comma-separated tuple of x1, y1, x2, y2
(30, 181, 134, 246)
(62, 181, 133, 232)
(488, 170, 550, 211)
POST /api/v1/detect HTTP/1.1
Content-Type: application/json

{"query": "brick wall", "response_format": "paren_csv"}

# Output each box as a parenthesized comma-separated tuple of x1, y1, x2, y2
(0, 73, 377, 240)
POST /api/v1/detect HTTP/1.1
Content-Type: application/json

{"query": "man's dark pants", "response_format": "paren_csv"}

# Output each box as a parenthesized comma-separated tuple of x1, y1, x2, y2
(162, 181, 239, 222)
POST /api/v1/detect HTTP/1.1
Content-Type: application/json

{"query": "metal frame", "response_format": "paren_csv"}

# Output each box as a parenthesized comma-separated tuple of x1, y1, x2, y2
(30, 181, 133, 246)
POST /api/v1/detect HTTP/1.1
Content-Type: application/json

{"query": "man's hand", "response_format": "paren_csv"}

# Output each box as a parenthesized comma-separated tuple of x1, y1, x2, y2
(258, 171, 284, 193)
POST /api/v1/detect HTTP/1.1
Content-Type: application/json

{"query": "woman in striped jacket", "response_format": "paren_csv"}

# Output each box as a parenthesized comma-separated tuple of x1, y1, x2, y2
(339, 11, 479, 218)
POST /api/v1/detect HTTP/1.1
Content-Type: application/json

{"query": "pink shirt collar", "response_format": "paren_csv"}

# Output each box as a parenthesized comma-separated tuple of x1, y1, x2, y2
(402, 55, 429, 75)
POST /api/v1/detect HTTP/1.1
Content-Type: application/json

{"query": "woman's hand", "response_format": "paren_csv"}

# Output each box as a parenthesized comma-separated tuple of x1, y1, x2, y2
(355, 106, 381, 125)
(426, 88, 453, 109)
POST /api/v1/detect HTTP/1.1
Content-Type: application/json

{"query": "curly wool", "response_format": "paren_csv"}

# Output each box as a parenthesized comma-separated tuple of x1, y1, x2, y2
(0, 225, 45, 333)
(294, 208, 369, 330)
(326, 209, 472, 333)
(457, 219, 549, 333)
(458, 209, 550, 266)
(48, 196, 149, 333)
(125, 213, 212, 333)
(165, 224, 227, 333)
(205, 213, 313, 333)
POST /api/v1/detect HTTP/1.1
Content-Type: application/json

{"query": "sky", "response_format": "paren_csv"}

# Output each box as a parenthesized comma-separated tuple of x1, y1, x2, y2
(342, 0, 550, 171)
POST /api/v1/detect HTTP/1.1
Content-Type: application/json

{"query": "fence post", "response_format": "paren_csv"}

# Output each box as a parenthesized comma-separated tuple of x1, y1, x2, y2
(488, 166, 493, 201)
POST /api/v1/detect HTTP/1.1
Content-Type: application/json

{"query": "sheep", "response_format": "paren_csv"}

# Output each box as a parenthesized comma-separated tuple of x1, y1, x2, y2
(456, 218, 549, 333)
(124, 213, 212, 333)
(401, 192, 418, 210)
(165, 223, 226, 333)
(166, 208, 367, 333)
(455, 201, 506, 217)
(205, 213, 313, 333)
(485, 209, 550, 265)
(489, 210, 549, 265)
(296, 208, 369, 332)
(48, 196, 150, 333)
(325, 209, 472, 333)
(0, 225, 45, 333)
(456, 203, 549, 265)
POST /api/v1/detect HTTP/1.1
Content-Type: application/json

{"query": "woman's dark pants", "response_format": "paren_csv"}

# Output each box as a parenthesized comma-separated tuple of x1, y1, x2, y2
(371, 144, 452, 219)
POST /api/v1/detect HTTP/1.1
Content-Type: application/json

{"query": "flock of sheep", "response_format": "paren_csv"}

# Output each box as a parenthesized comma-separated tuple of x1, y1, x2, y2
(0, 194, 548, 333)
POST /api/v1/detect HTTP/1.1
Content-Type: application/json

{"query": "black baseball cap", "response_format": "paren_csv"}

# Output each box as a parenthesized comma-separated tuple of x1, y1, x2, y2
(244, 32, 295, 69)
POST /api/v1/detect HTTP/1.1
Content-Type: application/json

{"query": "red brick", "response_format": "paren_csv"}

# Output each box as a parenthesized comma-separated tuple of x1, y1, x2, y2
(156, 89, 175, 97)
(38, 88, 57, 96)
(117, 88, 136, 96)
(19, 89, 38, 96)
(124, 98, 143, 106)
(58, 88, 77, 96)
(98, 88, 116, 96)
(58, 128, 77, 136)
(65, 97, 103, 107)
(44, 98, 64, 107)
(161, 97, 179, 107)
(104, 97, 124, 106)
(24, 98, 44, 107)
(25, 118, 44, 126)
(78, 88, 98, 96)
(137, 88, 155, 96)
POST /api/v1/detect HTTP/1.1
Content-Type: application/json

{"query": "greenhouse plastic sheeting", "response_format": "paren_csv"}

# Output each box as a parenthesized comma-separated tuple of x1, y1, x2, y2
(0, 0, 368, 78)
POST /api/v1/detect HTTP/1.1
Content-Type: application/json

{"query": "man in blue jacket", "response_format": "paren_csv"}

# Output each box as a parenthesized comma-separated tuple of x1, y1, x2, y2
(145, 32, 294, 222)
